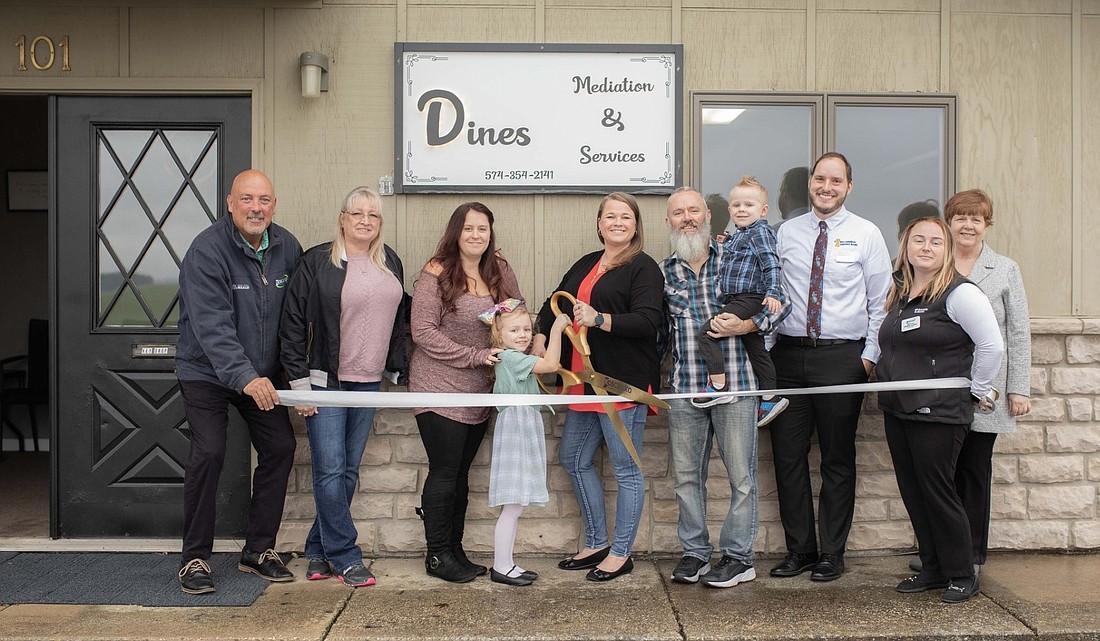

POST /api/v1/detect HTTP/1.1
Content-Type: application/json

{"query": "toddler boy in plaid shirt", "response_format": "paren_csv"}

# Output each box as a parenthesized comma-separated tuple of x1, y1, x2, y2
(694, 176, 789, 427)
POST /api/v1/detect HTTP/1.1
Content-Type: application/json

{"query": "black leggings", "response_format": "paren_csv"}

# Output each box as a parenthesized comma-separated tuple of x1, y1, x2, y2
(416, 412, 489, 498)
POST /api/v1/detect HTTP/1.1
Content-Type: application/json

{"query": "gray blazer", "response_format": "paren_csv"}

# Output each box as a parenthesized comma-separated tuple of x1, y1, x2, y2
(967, 242, 1031, 434)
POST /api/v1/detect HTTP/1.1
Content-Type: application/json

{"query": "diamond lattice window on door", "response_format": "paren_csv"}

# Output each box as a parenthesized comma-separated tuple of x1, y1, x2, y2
(96, 128, 219, 328)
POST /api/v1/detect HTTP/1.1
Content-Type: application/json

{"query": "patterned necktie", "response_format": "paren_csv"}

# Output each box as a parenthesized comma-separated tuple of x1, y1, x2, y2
(806, 220, 828, 339)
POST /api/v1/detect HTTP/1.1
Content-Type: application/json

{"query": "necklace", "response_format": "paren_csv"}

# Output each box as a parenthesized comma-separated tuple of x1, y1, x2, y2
(348, 255, 371, 275)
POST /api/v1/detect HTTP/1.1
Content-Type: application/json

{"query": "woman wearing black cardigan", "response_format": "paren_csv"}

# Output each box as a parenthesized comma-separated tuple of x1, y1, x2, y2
(535, 192, 663, 582)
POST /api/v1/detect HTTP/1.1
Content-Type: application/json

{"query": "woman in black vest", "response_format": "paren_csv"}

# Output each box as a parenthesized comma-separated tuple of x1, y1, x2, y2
(876, 217, 1002, 604)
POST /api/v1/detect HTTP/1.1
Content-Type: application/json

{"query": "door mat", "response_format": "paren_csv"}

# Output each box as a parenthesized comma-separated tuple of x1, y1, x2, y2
(0, 552, 270, 607)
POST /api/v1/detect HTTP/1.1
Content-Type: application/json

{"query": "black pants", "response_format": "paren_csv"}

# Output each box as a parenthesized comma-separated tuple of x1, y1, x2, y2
(768, 339, 867, 556)
(955, 430, 998, 565)
(885, 414, 974, 578)
(698, 293, 776, 389)
(416, 411, 489, 503)
(180, 379, 296, 561)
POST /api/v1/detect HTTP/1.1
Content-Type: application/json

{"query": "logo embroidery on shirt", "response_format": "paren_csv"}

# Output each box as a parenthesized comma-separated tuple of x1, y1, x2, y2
(275, 274, 289, 288)
(231, 283, 250, 290)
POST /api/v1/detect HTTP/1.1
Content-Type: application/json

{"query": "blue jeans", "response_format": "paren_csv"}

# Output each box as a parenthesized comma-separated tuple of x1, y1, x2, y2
(558, 405, 647, 558)
(668, 397, 758, 564)
(304, 380, 379, 572)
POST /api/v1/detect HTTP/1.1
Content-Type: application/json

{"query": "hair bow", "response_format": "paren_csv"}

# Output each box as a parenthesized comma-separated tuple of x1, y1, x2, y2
(477, 298, 525, 325)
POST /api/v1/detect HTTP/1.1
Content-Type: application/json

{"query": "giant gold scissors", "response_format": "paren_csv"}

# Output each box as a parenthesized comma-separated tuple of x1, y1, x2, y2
(538, 291, 669, 469)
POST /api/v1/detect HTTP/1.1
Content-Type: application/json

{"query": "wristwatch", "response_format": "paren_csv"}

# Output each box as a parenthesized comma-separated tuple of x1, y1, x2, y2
(594, 313, 605, 328)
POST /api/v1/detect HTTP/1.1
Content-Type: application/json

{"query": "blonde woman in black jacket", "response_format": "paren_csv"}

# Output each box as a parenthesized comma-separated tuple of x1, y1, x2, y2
(877, 217, 1002, 604)
(280, 186, 407, 588)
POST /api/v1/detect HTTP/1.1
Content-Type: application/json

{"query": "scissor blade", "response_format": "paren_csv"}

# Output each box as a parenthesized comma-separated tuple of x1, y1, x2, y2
(574, 371, 670, 410)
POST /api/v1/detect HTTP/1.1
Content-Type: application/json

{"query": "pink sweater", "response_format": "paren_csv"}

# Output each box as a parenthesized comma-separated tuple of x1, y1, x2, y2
(408, 263, 522, 424)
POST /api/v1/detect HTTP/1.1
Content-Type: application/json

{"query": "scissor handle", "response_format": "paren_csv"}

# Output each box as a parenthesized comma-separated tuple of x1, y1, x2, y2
(536, 367, 584, 396)
(550, 291, 591, 357)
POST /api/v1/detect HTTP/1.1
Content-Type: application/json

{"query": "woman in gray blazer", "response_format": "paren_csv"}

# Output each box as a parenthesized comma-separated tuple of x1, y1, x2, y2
(946, 189, 1031, 570)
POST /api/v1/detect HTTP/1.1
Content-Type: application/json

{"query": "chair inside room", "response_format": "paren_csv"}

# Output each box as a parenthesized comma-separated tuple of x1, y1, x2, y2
(1, 318, 49, 457)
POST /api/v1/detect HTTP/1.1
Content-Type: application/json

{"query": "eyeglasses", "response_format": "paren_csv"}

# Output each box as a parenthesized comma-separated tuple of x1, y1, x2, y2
(343, 210, 381, 221)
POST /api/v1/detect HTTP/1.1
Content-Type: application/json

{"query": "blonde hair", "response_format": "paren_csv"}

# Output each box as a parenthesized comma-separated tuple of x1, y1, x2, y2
(729, 175, 769, 205)
(330, 186, 392, 276)
(596, 191, 645, 271)
(488, 307, 535, 350)
(886, 216, 959, 310)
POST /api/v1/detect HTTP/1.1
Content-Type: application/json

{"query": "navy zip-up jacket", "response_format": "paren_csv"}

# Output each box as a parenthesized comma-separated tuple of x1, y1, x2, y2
(176, 215, 303, 391)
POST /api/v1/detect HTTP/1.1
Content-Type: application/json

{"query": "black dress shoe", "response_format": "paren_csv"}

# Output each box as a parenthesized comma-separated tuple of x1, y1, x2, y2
(769, 552, 819, 577)
(520, 568, 539, 579)
(179, 558, 215, 594)
(491, 566, 535, 586)
(238, 548, 294, 582)
(810, 553, 844, 582)
(586, 556, 633, 582)
(558, 546, 611, 570)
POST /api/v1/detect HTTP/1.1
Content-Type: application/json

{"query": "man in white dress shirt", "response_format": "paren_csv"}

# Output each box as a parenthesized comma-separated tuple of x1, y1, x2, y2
(765, 152, 892, 582)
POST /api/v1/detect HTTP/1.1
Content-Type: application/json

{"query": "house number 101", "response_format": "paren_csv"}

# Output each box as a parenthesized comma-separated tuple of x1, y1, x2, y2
(15, 35, 71, 71)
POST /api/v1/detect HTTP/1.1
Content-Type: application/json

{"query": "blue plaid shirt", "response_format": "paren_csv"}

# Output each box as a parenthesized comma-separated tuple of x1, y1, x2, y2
(718, 219, 783, 301)
(661, 242, 758, 394)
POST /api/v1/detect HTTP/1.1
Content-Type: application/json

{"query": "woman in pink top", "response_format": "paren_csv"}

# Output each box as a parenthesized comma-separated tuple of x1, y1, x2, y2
(409, 202, 522, 583)
(280, 187, 407, 588)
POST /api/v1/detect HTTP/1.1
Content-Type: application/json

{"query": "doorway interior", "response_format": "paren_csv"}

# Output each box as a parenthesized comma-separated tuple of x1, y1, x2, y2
(0, 94, 49, 539)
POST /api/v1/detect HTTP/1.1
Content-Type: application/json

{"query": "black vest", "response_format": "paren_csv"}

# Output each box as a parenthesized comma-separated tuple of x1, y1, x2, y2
(877, 275, 974, 424)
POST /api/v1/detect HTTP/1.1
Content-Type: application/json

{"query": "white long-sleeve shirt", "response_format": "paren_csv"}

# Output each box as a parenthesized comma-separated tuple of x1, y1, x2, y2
(774, 207, 893, 362)
(944, 282, 1004, 398)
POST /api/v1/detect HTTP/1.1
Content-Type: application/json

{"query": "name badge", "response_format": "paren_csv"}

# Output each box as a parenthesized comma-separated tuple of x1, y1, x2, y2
(901, 316, 920, 332)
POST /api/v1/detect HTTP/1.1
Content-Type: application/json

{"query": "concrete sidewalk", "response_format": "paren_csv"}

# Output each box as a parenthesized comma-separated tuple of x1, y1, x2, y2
(1, 553, 1097, 641)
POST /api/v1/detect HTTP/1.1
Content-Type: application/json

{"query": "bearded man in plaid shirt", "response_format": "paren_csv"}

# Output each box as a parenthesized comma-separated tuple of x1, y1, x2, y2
(660, 187, 783, 589)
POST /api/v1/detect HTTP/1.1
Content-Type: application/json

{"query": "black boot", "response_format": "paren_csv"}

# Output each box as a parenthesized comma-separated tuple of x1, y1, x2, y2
(418, 493, 478, 583)
(451, 491, 488, 576)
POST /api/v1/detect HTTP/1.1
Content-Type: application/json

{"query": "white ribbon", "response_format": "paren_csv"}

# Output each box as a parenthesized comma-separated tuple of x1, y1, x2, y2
(277, 377, 971, 408)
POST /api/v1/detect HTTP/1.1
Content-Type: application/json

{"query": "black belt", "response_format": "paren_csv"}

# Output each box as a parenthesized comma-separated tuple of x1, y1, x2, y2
(777, 335, 863, 347)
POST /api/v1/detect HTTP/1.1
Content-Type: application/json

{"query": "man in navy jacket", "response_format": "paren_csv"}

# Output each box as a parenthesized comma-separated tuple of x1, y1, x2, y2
(175, 169, 303, 595)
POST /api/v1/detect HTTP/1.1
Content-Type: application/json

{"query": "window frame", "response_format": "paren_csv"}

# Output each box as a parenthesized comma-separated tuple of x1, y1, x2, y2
(691, 91, 956, 209)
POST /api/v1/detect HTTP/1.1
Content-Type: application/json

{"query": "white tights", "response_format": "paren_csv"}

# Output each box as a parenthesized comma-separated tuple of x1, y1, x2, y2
(493, 503, 527, 577)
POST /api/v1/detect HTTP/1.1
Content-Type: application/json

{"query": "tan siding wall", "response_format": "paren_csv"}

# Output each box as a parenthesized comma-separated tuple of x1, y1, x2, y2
(129, 8, 265, 78)
(271, 7, 399, 248)
(951, 11, 1072, 316)
(1082, 16, 1100, 315)
(815, 9, 940, 92)
(545, 7, 672, 42)
(680, 9, 807, 91)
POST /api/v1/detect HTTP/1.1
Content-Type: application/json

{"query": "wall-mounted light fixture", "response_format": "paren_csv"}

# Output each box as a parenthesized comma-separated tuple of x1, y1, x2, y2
(299, 52, 329, 98)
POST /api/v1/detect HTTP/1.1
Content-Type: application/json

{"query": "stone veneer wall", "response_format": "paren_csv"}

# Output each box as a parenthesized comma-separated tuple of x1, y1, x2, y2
(276, 319, 1100, 556)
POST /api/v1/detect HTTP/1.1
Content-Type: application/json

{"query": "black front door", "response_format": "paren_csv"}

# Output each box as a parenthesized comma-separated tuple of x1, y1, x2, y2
(53, 96, 252, 537)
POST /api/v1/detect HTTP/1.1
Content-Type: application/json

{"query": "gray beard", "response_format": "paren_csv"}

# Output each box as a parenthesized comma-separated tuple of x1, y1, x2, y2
(670, 221, 712, 263)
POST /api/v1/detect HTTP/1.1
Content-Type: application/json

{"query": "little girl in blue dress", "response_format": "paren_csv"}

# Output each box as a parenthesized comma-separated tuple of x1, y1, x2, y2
(479, 299, 569, 586)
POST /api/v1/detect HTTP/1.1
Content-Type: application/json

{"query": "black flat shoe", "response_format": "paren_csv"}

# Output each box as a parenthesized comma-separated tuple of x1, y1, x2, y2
(491, 566, 535, 586)
(558, 547, 610, 570)
(586, 557, 633, 582)
(520, 569, 539, 579)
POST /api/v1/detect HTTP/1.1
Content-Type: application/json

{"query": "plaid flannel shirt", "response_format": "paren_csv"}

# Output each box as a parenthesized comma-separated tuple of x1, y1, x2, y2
(660, 242, 758, 394)
(718, 219, 783, 301)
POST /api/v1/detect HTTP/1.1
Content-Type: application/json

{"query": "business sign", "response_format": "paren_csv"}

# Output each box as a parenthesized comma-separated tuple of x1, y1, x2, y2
(394, 43, 682, 194)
